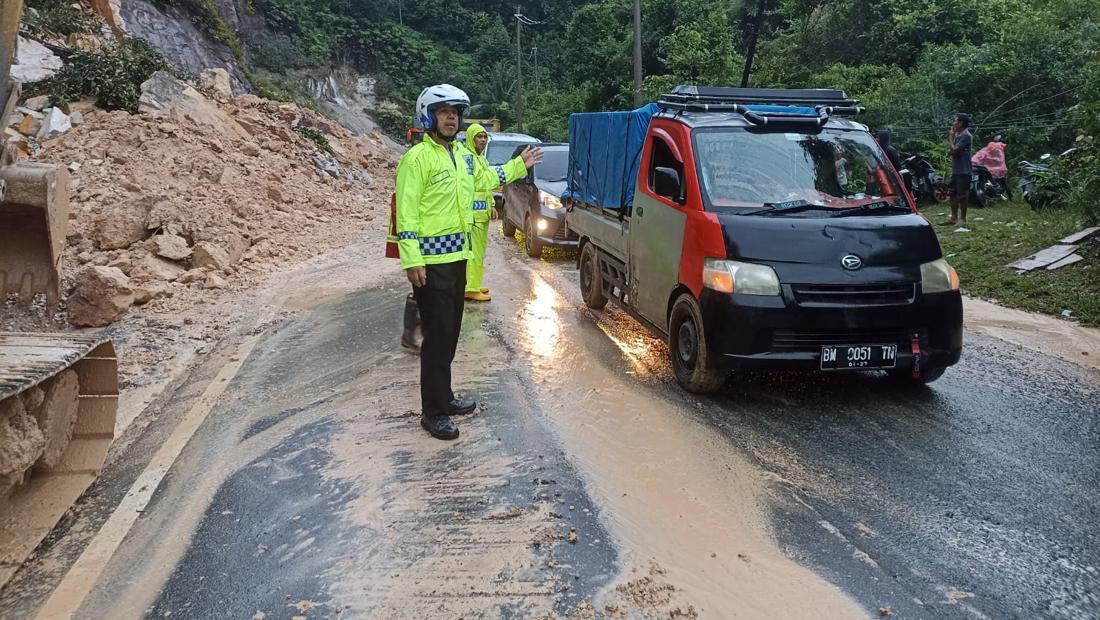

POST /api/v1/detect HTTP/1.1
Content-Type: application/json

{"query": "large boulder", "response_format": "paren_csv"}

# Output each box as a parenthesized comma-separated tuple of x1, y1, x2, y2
(129, 254, 185, 282)
(9, 36, 62, 83)
(68, 265, 134, 327)
(36, 107, 72, 141)
(153, 233, 191, 261)
(92, 199, 150, 250)
(192, 241, 230, 271)
(199, 68, 233, 103)
(139, 71, 248, 138)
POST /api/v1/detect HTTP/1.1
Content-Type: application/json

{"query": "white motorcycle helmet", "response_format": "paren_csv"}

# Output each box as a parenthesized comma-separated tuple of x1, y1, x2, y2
(416, 84, 470, 131)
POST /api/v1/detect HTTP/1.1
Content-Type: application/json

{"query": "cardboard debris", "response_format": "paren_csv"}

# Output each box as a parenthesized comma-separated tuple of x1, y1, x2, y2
(1010, 245, 1078, 272)
(1045, 253, 1084, 271)
(1061, 227, 1100, 245)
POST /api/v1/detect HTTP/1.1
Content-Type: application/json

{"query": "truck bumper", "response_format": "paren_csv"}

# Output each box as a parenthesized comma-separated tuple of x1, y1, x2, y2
(698, 289, 963, 371)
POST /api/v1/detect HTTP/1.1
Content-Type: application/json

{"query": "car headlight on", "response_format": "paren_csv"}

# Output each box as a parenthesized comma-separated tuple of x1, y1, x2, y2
(921, 258, 960, 293)
(540, 191, 564, 210)
(702, 259, 781, 295)
(536, 218, 549, 232)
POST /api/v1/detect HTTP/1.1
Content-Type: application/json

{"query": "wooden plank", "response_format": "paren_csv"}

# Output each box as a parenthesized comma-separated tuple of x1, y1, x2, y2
(1045, 253, 1084, 271)
(1010, 244, 1078, 272)
(1061, 227, 1100, 245)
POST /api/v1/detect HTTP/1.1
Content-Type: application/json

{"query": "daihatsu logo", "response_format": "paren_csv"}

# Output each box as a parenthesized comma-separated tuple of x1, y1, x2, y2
(841, 254, 863, 270)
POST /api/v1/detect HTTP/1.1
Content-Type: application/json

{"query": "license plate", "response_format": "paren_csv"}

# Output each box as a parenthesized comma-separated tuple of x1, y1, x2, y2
(820, 344, 897, 370)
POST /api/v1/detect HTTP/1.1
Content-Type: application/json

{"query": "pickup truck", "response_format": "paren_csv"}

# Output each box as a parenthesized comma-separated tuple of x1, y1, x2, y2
(565, 86, 963, 393)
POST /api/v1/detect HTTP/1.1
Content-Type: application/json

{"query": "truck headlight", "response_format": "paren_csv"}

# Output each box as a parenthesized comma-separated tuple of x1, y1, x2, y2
(540, 191, 564, 210)
(921, 258, 960, 293)
(703, 259, 781, 295)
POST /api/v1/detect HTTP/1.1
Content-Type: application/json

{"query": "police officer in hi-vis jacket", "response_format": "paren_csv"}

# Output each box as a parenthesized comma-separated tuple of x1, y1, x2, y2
(394, 84, 541, 440)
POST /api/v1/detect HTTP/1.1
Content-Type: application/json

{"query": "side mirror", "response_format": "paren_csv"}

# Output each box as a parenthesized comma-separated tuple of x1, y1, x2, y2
(654, 167, 682, 202)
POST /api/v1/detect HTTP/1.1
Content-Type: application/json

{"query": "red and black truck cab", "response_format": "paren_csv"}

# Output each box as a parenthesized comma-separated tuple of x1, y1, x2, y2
(565, 86, 963, 393)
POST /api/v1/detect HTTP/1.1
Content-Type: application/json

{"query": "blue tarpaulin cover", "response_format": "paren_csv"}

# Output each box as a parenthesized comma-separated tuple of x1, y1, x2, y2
(565, 103, 658, 211)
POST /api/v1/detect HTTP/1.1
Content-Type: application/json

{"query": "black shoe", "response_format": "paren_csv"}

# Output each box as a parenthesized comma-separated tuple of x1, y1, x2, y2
(400, 335, 421, 354)
(449, 397, 476, 415)
(421, 415, 459, 440)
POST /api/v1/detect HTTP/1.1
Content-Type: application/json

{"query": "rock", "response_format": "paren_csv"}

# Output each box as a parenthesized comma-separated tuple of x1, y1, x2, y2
(0, 396, 46, 499)
(138, 71, 247, 138)
(204, 272, 228, 289)
(9, 36, 63, 83)
(68, 161, 81, 173)
(70, 111, 84, 126)
(241, 142, 261, 157)
(130, 254, 184, 282)
(133, 281, 172, 305)
(153, 233, 191, 261)
(92, 200, 150, 250)
(23, 95, 50, 111)
(16, 107, 44, 119)
(68, 266, 134, 327)
(36, 107, 72, 141)
(192, 241, 230, 271)
(267, 187, 287, 203)
(199, 68, 233, 102)
(6, 111, 23, 127)
(176, 268, 206, 284)
(17, 114, 41, 137)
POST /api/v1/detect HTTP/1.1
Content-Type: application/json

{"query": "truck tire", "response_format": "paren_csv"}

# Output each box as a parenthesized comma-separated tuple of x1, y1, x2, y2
(579, 242, 608, 310)
(524, 216, 544, 259)
(502, 217, 517, 238)
(668, 294, 727, 393)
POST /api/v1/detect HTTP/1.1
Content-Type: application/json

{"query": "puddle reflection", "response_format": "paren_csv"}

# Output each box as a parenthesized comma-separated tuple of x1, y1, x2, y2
(522, 276, 563, 358)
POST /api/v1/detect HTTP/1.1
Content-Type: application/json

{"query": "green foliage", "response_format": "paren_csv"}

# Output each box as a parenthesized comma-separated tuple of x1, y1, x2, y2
(31, 38, 175, 113)
(371, 106, 409, 139)
(24, 0, 85, 37)
(295, 126, 334, 154)
(244, 69, 320, 111)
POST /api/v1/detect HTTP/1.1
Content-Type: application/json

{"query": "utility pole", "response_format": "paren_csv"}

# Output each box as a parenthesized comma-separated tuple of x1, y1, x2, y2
(515, 6, 524, 132)
(741, 0, 770, 88)
(633, 0, 643, 107)
(512, 9, 545, 132)
(533, 46, 539, 99)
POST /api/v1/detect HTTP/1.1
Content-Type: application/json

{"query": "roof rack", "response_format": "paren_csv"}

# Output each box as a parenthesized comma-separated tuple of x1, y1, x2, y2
(657, 85, 864, 127)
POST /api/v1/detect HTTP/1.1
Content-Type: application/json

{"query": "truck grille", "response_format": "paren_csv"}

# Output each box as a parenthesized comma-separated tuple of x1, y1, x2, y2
(791, 283, 915, 306)
(771, 329, 909, 351)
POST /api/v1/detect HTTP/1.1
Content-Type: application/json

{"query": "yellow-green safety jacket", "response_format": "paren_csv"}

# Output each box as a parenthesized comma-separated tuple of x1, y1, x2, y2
(464, 123, 498, 225)
(394, 134, 528, 270)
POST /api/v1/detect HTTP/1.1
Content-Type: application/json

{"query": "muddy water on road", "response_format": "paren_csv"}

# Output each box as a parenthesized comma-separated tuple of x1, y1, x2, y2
(485, 245, 866, 618)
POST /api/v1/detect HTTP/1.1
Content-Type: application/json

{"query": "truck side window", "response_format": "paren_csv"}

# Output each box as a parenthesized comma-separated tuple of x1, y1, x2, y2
(648, 137, 684, 200)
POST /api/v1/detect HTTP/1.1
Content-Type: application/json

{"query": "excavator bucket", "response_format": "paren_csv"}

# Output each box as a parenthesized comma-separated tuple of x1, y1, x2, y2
(0, 163, 70, 304)
(0, 333, 118, 586)
(1, 0, 70, 304)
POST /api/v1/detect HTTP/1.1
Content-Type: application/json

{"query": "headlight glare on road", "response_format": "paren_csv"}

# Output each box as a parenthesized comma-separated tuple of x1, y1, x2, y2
(921, 258, 960, 293)
(703, 259, 781, 295)
(540, 191, 564, 210)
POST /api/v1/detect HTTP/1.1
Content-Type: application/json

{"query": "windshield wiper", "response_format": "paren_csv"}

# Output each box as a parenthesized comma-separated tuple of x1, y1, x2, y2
(830, 201, 911, 217)
(739, 200, 831, 216)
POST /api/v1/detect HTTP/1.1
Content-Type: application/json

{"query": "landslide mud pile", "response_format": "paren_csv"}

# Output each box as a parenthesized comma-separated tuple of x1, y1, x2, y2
(8, 71, 396, 328)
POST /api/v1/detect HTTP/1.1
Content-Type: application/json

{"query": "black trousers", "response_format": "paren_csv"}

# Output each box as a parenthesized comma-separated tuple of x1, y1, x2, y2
(413, 260, 466, 417)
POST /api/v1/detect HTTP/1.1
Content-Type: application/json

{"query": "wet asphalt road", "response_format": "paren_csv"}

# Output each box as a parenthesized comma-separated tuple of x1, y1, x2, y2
(3, 235, 1099, 619)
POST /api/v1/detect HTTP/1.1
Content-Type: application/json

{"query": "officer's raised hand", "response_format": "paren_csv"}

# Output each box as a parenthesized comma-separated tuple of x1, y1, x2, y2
(520, 146, 544, 168)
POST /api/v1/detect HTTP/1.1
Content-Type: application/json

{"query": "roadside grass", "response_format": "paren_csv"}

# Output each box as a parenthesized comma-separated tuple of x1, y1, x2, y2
(930, 200, 1100, 326)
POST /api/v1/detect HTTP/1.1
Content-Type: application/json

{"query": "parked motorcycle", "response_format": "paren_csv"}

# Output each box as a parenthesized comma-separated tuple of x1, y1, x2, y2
(899, 154, 949, 204)
(970, 164, 1005, 207)
(1018, 147, 1080, 210)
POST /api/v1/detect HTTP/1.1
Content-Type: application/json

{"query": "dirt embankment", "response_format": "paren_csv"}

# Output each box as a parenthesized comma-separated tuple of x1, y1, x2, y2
(3, 72, 398, 333)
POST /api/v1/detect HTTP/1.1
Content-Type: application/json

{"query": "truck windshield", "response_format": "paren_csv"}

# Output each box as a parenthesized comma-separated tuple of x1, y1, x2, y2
(692, 128, 906, 213)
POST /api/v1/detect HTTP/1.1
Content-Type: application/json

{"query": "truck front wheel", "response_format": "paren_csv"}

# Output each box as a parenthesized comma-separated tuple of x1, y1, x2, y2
(579, 242, 608, 310)
(668, 294, 727, 393)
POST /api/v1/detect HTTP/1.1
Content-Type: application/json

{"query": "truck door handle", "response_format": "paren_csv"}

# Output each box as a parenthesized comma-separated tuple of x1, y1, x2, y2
(637, 206, 644, 217)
